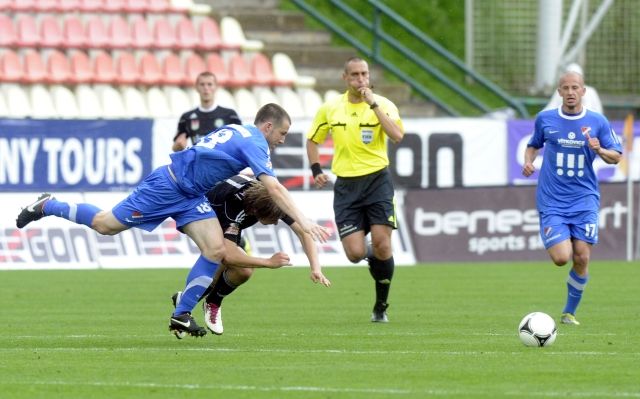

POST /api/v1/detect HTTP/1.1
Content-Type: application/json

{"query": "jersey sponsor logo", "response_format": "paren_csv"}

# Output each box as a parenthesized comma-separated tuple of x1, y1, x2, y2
(558, 132, 585, 148)
(189, 113, 200, 132)
(225, 223, 240, 236)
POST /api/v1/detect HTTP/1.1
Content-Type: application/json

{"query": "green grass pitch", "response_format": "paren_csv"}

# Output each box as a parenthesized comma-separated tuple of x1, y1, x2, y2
(0, 261, 638, 399)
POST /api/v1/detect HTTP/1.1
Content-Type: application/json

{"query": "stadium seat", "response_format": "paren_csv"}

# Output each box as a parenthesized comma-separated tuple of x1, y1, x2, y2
(78, 0, 103, 12)
(2, 84, 31, 117)
(115, 52, 139, 84)
(46, 50, 72, 84)
(161, 53, 185, 85)
(183, 52, 206, 85)
(69, 51, 93, 83)
(153, 17, 176, 49)
(16, 15, 39, 47)
(63, 16, 87, 49)
(233, 88, 258, 120)
(75, 84, 102, 118)
(34, 0, 60, 12)
(145, 86, 172, 118)
(205, 53, 229, 86)
(146, 0, 169, 13)
(0, 15, 17, 47)
(138, 51, 162, 85)
(92, 51, 116, 84)
(12, 0, 37, 11)
(165, 86, 191, 116)
(250, 52, 276, 87)
(29, 85, 58, 118)
(0, 89, 8, 117)
(253, 87, 279, 108)
(109, 15, 132, 49)
(299, 88, 323, 118)
(102, 0, 126, 12)
(57, 0, 82, 12)
(213, 87, 236, 110)
(196, 17, 222, 51)
(175, 17, 198, 50)
(124, 0, 148, 13)
(227, 53, 251, 88)
(324, 89, 341, 102)
(220, 16, 263, 52)
(51, 85, 80, 118)
(120, 86, 149, 118)
(272, 52, 316, 88)
(96, 85, 127, 118)
(23, 50, 47, 83)
(40, 15, 64, 48)
(276, 87, 305, 119)
(131, 17, 153, 49)
(86, 16, 110, 49)
(0, 50, 24, 82)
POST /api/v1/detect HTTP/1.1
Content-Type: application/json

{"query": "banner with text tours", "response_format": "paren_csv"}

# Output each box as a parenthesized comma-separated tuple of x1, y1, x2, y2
(0, 119, 153, 191)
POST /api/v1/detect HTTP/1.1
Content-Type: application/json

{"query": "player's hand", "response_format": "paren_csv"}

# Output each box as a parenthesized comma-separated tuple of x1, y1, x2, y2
(522, 162, 535, 177)
(584, 132, 602, 154)
(310, 271, 331, 287)
(304, 222, 330, 243)
(266, 252, 292, 268)
(313, 172, 329, 189)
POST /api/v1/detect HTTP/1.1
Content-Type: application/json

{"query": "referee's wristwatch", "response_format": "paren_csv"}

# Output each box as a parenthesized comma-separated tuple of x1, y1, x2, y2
(369, 102, 379, 109)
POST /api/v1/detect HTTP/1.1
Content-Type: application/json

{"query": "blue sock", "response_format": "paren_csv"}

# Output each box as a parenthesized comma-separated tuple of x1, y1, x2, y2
(563, 269, 588, 315)
(174, 255, 219, 316)
(43, 199, 101, 228)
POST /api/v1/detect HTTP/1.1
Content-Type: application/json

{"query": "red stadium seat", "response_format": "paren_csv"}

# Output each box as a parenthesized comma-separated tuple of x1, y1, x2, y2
(46, 50, 71, 84)
(0, 50, 24, 82)
(138, 51, 161, 85)
(153, 17, 176, 49)
(12, 0, 37, 11)
(78, 0, 103, 12)
(115, 51, 139, 84)
(197, 17, 222, 51)
(23, 50, 47, 83)
(40, 16, 64, 48)
(175, 17, 198, 50)
(161, 53, 185, 85)
(34, 0, 60, 11)
(86, 16, 110, 49)
(205, 53, 229, 86)
(16, 15, 39, 47)
(92, 50, 116, 83)
(146, 0, 168, 13)
(0, 15, 17, 47)
(63, 16, 87, 48)
(69, 51, 93, 83)
(131, 17, 153, 49)
(102, 0, 125, 12)
(58, 0, 82, 12)
(125, 0, 148, 13)
(250, 52, 276, 86)
(227, 53, 251, 88)
(109, 16, 132, 49)
(183, 52, 206, 84)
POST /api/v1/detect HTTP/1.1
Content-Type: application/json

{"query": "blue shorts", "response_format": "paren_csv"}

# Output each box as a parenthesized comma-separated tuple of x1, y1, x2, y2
(538, 210, 599, 249)
(112, 166, 216, 232)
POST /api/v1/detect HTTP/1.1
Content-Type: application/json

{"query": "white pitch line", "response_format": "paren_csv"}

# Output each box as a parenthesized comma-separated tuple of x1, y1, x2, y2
(0, 346, 637, 357)
(2, 380, 639, 398)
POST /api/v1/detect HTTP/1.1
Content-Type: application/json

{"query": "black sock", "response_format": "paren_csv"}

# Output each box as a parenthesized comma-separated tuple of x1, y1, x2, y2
(368, 256, 394, 304)
(205, 270, 238, 306)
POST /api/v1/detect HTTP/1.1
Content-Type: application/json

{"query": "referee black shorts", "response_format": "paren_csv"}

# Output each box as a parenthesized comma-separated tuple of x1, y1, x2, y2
(333, 167, 397, 240)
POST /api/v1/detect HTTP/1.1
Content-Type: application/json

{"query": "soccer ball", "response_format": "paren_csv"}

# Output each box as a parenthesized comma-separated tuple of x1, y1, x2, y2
(518, 312, 557, 347)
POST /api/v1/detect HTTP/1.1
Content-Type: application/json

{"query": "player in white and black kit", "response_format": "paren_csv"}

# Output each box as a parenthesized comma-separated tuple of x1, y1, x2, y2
(172, 71, 241, 152)
(172, 174, 331, 335)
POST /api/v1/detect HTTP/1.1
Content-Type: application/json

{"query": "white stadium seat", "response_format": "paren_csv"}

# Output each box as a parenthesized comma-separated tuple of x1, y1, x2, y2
(0, 89, 8, 117)
(75, 85, 102, 119)
(3, 84, 32, 118)
(96, 85, 127, 119)
(220, 16, 264, 52)
(121, 86, 150, 118)
(272, 52, 316, 88)
(299, 88, 323, 118)
(51, 85, 80, 119)
(165, 86, 192, 117)
(276, 87, 305, 119)
(215, 87, 237, 111)
(146, 87, 173, 118)
(253, 87, 279, 108)
(233, 88, 258, 120)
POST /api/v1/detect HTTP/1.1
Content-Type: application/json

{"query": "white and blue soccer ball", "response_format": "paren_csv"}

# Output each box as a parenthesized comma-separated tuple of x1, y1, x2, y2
(518, 312, 557, 347)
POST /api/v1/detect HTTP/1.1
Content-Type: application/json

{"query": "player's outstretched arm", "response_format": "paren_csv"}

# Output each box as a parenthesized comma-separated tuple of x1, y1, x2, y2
(290, 221, 331, 287)
(258, 175, 330, 243)
(222, 239, 291, 269)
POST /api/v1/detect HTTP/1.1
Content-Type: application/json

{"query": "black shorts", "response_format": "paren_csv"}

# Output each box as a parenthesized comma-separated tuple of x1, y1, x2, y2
(333, 167, 397, 239)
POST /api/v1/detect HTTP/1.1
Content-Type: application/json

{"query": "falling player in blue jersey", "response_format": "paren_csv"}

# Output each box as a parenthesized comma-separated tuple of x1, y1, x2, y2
(15, 103, 330, 339)
(522, 70, 622, 325)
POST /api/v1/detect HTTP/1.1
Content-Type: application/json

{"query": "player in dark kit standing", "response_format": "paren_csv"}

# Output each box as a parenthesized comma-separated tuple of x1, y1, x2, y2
(306, 57, 404, 323)
(172, 71, 241, 152)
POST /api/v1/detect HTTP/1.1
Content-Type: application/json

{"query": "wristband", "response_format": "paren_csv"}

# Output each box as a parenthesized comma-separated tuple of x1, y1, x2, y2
(370, 102, 379, 109)
(311, 163, 323, 178)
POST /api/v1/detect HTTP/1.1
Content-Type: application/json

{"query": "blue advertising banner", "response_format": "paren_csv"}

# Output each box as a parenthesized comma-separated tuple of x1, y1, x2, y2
(507, 119, 640, 185)
(0, 119, 153, 191)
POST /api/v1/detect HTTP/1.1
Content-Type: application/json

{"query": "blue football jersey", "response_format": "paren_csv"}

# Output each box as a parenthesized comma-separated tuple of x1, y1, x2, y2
(169, 124, 275, 196)
(528, 107, 622, 214)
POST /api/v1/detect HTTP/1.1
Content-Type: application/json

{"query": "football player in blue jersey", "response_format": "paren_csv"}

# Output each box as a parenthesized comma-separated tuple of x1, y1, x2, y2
(16, 103, 330, 339)
(522, 70, 622, 326)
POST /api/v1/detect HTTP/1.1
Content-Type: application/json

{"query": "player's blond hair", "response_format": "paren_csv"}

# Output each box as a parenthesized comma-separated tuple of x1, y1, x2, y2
(243, 181, 287, 221)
